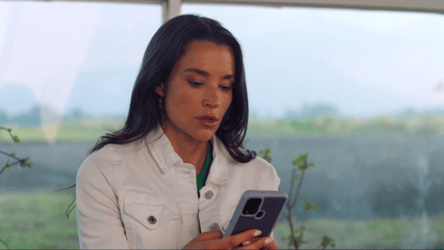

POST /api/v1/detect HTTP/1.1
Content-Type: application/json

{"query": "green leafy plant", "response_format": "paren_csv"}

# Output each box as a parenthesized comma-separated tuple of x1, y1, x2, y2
(258, 148, 335, 250)
(0, 126, 33, 250)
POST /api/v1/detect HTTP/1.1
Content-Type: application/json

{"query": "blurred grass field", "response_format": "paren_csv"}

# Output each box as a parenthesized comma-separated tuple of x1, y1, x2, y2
(0, 192, 443, 249)
(1, 115, 443, 249)
(1, 115, 443, 142)
(0, 192, 79, 249)
(0, 118, 126, 142)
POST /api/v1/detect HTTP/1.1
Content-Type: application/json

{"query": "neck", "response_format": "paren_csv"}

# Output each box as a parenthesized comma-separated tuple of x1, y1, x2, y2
(160, 122, 211, 174)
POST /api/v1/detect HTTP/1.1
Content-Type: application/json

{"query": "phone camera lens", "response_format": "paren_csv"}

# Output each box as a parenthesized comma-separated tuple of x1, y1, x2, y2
(242, 198, 262, 215)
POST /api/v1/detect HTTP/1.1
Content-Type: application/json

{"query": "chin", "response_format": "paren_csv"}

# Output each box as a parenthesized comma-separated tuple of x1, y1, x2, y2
(194, 130, 215, 142)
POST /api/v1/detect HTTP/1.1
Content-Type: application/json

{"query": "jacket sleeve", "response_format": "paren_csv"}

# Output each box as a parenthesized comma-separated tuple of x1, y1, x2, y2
(76, 149, 130, 249)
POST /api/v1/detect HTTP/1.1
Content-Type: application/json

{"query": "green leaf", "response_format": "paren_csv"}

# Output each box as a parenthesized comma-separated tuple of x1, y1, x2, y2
(292, 155, 303, 166)
(6, 164, 11, 170)
(331, 243, 336, 248)
(298, 165, 305, 172)
(313, 204, 319, 210)
(302, 202, 312, 210)
(293, 173, 299, 181)
(309, 162, 314, 167)
(301, 226, 306, 230)
(294, 229, 299, 234)
(11, 152, 16, 157)
(13, 135, 20, 143)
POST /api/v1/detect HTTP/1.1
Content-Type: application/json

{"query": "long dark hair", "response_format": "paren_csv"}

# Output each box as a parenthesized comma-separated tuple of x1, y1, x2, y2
(57, 14, 257, 218)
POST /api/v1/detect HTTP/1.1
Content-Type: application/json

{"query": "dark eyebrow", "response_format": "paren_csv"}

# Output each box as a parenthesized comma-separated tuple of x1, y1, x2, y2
(184, 68, 234, 81)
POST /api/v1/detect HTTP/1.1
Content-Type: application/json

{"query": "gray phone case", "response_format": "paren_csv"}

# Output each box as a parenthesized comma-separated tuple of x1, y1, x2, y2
(222, 190, 288, 238)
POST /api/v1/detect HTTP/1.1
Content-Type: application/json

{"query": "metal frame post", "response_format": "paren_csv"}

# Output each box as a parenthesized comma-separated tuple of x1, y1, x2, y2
(162, 0, 182, 24)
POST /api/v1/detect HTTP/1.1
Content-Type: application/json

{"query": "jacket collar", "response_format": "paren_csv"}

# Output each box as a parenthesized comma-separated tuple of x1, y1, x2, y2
(145, 123, 229, 185)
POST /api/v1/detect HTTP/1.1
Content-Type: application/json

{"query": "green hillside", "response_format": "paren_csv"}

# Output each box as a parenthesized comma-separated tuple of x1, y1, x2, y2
(1, 115, 443, 142)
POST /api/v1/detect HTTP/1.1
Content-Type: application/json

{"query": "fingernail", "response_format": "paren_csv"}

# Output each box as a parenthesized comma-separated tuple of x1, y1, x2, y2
(242, 240, 251, 246)
(265, 237, 273, 244)
(254, 230, 262, 237)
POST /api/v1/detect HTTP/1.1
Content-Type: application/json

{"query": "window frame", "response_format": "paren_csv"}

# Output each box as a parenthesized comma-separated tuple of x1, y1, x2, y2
(1, 0, 443, 23)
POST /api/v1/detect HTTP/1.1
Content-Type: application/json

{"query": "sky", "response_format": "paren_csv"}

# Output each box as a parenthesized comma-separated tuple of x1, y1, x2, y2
(0, 1, 443, 121)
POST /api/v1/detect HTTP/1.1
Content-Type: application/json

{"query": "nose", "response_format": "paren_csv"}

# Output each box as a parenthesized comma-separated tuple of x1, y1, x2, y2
(203, 84, 221, 108)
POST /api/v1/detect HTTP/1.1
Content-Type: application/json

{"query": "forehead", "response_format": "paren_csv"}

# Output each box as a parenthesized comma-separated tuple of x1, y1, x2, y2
(176, 40, 235, 75)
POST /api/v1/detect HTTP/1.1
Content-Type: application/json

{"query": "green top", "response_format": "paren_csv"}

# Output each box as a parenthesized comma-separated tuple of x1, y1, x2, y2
(197, 140, 213, 197)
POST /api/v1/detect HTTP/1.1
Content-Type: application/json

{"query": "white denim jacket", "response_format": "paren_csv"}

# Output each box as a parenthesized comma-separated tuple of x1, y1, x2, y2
(76, 124, 281, 249)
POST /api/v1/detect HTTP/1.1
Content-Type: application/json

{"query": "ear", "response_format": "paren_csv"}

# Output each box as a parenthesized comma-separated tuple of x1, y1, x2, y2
(155, 83, 165, 97)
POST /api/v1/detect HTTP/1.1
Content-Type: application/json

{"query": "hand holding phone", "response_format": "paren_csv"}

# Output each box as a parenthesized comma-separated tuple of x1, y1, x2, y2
(222, 190, 288, 239)
(182, 228, 277, 250)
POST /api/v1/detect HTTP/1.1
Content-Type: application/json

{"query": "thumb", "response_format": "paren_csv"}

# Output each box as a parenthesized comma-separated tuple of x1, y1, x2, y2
(197, 229, 223, 241)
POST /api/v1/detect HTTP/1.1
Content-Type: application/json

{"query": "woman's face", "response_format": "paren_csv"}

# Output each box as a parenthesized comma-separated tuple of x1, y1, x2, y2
(155, 40, 235, 144)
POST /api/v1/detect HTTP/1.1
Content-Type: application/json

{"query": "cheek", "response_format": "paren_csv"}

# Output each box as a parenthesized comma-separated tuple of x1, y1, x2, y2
(178, 92, 200, 107)
(168, 92, 199, 114)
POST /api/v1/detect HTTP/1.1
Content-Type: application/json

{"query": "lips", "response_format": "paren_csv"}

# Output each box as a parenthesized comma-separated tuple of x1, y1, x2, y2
(197, 118, 218, 127)
(196, 115, 219, 121)
(196, 115, 218, 128)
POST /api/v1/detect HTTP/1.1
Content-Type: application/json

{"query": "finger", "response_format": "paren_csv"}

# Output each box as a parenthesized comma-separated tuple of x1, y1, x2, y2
(222, 229, 261, 249)
(266, 237, 278, 250)
(239, 236, 277, 250)
(197, 229, 223, 241)
(240, 236, 261, 247)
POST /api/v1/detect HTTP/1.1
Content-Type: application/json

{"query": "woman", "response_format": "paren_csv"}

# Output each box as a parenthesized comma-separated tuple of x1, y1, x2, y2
(75, 14, 280, 249)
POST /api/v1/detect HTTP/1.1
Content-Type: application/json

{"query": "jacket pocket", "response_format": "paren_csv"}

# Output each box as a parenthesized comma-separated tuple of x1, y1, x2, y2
(123, 195, 179, 249)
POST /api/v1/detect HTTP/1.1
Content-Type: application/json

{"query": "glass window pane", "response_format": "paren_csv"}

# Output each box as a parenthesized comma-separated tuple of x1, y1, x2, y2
(0, 2, 161, 248)
(0, 1, 161, 142)
(181, 4, 444, 249)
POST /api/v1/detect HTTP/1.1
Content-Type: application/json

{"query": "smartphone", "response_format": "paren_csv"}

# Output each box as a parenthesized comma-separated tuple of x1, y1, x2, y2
(222, 190, 288, 239)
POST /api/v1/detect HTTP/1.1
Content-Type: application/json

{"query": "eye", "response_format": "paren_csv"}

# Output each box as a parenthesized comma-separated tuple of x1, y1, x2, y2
(222, 86, 232, 91)
(189, 81, 203, 87)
